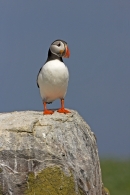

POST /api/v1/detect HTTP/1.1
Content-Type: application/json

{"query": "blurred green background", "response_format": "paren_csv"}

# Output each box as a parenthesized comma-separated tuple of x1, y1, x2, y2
(100, 159, 130, 195)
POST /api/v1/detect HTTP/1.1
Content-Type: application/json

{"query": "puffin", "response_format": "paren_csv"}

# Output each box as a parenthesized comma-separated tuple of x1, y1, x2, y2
(37, 39, 70, 115)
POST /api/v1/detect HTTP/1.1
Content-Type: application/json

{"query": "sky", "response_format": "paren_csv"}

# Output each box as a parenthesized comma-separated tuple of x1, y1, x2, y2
(0, 1, 130, 158)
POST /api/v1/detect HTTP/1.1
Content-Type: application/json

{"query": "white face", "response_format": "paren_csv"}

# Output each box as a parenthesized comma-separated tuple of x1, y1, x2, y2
(50, 40, 66, 57)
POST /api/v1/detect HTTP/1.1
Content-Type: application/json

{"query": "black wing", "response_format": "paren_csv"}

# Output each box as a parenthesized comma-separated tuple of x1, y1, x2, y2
(36, 67, 42, 88)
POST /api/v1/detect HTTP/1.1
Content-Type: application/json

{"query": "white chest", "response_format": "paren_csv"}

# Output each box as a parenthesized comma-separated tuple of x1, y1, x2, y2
(38, 59, 69, 101)
(42, 60, 69, 85)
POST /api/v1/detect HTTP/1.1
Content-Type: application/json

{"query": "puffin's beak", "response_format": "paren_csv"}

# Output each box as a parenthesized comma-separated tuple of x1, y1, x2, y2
(63, 45, 70, 58)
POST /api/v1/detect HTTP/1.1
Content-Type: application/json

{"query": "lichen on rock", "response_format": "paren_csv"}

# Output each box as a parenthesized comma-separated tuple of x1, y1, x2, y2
(25, 166, 84, 195)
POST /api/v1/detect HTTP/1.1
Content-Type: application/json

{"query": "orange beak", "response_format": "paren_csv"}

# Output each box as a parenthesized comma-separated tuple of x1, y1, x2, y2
(63, 45, 70, 58)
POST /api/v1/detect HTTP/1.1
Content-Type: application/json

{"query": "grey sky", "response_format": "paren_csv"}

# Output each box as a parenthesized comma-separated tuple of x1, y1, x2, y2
(0, 1, 130, 158)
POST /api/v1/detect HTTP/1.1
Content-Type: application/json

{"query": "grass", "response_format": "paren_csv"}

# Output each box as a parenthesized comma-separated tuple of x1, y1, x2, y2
(100, 159, 130, 195)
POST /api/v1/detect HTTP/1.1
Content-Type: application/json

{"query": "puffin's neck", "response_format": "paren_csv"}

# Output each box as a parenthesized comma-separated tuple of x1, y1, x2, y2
(46, 49, 63, 63)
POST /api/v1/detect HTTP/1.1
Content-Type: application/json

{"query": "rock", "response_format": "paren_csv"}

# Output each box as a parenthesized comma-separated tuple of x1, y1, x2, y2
(0, 110, 103, 195)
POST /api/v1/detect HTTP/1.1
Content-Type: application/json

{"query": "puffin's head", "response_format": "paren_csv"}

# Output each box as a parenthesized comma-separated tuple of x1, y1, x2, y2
(50, 40, 70, 58)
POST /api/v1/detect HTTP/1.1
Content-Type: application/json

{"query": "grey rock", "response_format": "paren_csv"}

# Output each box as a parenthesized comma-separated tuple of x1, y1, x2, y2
(0, 110, 103, 195)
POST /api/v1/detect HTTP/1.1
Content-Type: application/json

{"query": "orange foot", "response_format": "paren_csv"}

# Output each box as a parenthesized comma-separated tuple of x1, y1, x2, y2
(57, 108, 71, 114)
(43, 110, 54, 115)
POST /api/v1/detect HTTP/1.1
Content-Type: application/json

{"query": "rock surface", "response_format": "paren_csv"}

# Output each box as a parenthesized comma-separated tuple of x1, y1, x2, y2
(0, 110, 103, 195)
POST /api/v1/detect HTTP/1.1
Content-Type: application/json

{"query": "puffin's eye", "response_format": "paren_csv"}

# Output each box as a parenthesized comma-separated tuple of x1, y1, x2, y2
(57, 43, 60, 47)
